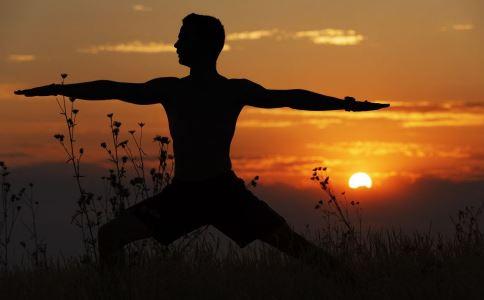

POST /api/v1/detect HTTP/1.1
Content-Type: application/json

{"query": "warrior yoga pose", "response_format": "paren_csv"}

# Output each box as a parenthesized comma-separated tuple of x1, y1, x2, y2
(15, 13, 389, 266)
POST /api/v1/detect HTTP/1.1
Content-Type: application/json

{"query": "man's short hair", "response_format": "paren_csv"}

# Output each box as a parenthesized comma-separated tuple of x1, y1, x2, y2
(182, 13, 225, 58)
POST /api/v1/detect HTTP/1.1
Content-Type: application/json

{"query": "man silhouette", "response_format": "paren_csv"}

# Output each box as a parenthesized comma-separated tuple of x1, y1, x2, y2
(15, 13, 389, 266)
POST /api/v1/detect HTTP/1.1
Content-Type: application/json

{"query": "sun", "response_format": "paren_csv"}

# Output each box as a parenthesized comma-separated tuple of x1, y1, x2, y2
(348, 172, 373, 189)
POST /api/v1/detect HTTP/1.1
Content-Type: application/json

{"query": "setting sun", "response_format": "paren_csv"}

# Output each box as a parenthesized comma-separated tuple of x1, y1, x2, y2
(349, 172, 373, 189)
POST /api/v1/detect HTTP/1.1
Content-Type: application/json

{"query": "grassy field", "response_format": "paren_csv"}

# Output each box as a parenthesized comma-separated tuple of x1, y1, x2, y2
(1, 228, 484, 300)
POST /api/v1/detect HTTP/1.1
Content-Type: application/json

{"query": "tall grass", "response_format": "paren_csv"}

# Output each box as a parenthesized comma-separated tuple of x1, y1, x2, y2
(1, 220, 483, 299)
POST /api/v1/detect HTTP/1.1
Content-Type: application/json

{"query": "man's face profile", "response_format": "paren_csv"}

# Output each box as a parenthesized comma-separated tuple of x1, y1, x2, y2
(175, 25, 201, 67)
(174, 24, 218, 67)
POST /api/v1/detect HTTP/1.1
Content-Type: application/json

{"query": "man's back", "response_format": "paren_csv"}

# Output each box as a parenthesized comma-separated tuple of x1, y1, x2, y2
(163, 76, 245, 180)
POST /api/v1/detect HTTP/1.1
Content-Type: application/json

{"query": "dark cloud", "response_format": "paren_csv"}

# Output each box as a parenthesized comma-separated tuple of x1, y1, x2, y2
(8, 162, 107, 258)
(0, 151, 29, 158)
(4, 162, 484, 262)
(254, 176, 484, 235)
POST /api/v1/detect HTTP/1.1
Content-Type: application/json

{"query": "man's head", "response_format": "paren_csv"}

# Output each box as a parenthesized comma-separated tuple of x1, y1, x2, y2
(174, 13, 225, 67)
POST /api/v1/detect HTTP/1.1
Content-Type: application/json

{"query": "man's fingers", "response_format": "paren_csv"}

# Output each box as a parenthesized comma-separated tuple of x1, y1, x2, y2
(375, 103, 390, 109)
(14, 86, 51, 97)
(14, 90, 32, 96)
(373, 103, 390, 110)
(14, 89, 34, 96)
(366, 103, 389, 110)
(351, 101, 390, 111)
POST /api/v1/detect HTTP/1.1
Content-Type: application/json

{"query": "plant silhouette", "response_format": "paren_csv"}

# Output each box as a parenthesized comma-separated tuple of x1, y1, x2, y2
(14, 13, 389, 267)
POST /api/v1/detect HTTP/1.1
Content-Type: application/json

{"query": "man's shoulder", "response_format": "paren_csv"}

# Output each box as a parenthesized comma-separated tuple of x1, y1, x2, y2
(227, 77, 251, 83)
(146, 76, 180, 85)
(227, 78, 261, 89)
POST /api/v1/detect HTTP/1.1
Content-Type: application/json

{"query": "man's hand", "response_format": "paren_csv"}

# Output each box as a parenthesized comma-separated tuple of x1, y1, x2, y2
(14, 84, 58, 97)
(344, 96, 390, 112)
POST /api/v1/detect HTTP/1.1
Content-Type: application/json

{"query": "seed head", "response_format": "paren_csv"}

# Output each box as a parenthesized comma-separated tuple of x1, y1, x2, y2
(118, 140, 128, 148)
(54, 134, 65, 142)
(154, 135, 170, 144)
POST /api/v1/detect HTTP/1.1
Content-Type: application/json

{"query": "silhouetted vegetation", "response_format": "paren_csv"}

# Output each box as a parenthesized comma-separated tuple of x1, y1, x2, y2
(51, 74, 176, 263)
(1, 214, 483, 299)
(2, 74, 484, 298)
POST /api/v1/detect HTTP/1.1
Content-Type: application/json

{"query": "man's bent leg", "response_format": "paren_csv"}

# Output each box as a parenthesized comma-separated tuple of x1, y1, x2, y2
(98, 213, 152, 267)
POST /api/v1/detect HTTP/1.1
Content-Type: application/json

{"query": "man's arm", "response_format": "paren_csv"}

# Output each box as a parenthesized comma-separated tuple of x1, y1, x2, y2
(14, 77, 178, 105)
(238, 79, 389, 111)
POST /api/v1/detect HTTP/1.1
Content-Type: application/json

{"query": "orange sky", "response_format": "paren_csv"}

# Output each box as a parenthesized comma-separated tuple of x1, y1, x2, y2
(1, 0, 483, 200)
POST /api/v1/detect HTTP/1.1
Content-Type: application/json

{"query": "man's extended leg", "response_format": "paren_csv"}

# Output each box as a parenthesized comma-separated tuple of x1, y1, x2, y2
(98, 212, 152, 267)
(258, 223, 336, 268)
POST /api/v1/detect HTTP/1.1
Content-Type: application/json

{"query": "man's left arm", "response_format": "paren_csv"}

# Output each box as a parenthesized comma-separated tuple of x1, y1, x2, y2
(239, 79, 389, 111)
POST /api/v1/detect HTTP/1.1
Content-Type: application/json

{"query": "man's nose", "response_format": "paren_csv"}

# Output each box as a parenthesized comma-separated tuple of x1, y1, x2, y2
(174, 40, 179, 49)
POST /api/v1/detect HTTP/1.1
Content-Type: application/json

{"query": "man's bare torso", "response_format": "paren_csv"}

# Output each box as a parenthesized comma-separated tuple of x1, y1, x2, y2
(162, 76, 245, 181)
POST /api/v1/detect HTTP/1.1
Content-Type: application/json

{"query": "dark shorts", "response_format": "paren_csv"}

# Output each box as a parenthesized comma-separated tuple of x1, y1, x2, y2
(127, 170, 287, 247)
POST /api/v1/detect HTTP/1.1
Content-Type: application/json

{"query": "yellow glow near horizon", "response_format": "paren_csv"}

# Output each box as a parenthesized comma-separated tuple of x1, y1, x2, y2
(349, 172, 373, 189)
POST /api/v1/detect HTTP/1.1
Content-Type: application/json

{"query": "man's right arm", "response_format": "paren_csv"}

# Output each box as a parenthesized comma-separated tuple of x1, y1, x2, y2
(14, 77, 178, 105)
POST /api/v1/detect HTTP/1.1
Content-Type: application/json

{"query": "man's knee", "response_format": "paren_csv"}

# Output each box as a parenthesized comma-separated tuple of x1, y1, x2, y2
(98, 214, 151, 249)
(98, 221, 122, 249)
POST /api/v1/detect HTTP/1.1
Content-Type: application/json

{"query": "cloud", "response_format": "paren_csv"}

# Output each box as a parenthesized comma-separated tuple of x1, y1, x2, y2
(237, 120, 294, 128)
(79, 28, 364, 55)
(79, 41, 230, 54)
(245, 100, 484, 128)
(301, 118, 343, 129)
(7, 54, 35, 62)
(232, 155, 344, 184)
(393, 100, 484, 113)
(236, 117, 341, 129)
(78, 41, 175, 54)
(132, 4, 152, 12)
(226, 30, 278, 41)
(307, 141, 473, 159)
(293, 29, 364, 46)
(226, 28, 365, 46)
(441, 24, 475, 32)
(375, 101, 484, 127)
(452, 24, 474, 31)
(0, 151, 29, 158)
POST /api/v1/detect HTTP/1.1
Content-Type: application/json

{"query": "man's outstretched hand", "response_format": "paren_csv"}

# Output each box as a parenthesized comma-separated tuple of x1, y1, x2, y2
(14, 84, 58, 97)
(344, 96, 390, 112)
